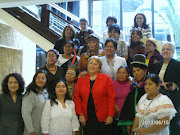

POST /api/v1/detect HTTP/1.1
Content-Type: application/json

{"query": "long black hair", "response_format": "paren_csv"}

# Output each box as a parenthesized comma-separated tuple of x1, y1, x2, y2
(130, 29, 143, 47)
(25, 70, 48, 95)
(133, 13, 149, 29)
(2, 73, 25, 95)
(50, 79, 71, 106)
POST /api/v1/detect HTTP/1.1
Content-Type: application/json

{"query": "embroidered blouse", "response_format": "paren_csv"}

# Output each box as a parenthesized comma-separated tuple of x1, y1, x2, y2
(116, 41, 128, 58)
(136, 94, 177, 135)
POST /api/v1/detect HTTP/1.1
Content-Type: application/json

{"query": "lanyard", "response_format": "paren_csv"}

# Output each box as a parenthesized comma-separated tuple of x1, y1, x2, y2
(106, 55, 115, 80)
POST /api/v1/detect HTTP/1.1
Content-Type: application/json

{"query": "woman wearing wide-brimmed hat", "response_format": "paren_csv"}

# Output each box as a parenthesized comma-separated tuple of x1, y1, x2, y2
(140, 38, 163, 73)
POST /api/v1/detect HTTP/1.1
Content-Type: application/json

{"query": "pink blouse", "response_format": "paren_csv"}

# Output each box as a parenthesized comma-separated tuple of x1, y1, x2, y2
(112, 80, 130, 115)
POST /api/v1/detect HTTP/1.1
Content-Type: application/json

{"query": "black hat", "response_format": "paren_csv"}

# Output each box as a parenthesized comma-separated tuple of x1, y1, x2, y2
(131, 54, 148, 67)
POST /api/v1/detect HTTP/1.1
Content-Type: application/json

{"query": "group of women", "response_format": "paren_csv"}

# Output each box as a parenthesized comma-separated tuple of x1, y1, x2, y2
(0, 12, 180, 135)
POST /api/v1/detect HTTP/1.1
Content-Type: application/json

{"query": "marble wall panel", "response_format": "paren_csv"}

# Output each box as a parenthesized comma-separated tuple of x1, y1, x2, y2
(0, 46, 22, 93)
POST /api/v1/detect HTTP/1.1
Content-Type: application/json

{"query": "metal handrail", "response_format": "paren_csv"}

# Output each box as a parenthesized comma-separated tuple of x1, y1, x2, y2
(49, 3, 103, 41)
(50, 3, 80, 23)
(47, 10, 80, 31)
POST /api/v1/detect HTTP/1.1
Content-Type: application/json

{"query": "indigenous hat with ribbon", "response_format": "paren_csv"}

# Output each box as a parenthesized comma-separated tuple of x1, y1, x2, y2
(66, 49, 79, 76)
(86, 33, 100, 56)
(131, 54, 148, 67)
(140, 38, 162, 53)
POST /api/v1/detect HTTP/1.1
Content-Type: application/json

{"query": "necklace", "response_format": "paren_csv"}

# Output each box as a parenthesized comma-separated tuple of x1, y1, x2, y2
(46, 64, 57, 71)
(139, 93, 160, 128)
(89, 76, 97, 80)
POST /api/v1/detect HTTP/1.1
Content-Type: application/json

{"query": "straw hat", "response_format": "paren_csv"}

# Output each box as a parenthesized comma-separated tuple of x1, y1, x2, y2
(131, 54, 148, 67)
(140, 38, 162, 53)
(87, 33, 99, 40)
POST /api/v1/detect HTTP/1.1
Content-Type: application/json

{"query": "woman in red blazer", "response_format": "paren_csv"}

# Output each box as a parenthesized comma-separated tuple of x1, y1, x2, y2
(74, 56, 115, 135)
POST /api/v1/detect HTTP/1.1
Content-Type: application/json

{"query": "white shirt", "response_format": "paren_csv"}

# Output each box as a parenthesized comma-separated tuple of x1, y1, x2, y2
(158, 63, 168, 81)
(41, 100, 80, 135)
(136, 94, 177, 135)
(56, 54, 80, 66)
(100, 55, 127, 80)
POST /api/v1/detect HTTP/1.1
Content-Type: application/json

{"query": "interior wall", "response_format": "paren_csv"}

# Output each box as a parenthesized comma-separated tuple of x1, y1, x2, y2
(0, 22, 36, 92)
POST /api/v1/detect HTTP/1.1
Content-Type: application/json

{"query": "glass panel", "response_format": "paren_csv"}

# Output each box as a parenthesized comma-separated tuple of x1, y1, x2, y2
(92, 1, 102, 34)
(154, 0, 171, 42)
(49, 12, 67, 36)
(49, 12, 80, 36)
(49, 3, 79, 26)
(92, 0, 120, 42)
(174, 0, 180, 59)
(122, 0, 152, 44)
(176, 47, 180, 60)
(154, 0, 179, 59)
(36, 45, 46, 71)
(20, 5, 42, 21)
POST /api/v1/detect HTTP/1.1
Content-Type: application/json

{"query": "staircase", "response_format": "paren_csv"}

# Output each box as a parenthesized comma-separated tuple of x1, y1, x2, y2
(3, 4, 80, 45)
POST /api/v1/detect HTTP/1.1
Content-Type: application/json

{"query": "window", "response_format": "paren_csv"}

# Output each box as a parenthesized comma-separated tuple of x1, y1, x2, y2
(122, 0, 152, 43)
(90, 0, 180, 59)
(20, 5, 42, 21)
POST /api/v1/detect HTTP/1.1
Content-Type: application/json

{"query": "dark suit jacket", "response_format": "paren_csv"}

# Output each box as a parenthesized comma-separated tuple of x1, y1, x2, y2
(74, 73, 115, 122)
(120, 87, 145, 122)
(0, 93, 24, 135)
(154, 58, 180, 110)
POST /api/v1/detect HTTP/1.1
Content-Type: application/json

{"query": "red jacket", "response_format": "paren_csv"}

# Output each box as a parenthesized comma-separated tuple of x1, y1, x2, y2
(74, 73, 115, 122)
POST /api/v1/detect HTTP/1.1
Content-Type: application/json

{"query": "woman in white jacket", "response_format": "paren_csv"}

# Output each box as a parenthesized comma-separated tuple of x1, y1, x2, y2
(41, 80, 79, 135)
(100, 38, 127, 80)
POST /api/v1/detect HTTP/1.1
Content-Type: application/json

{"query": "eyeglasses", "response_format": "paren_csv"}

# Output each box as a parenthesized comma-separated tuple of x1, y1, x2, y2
(162, 48, 171, 52)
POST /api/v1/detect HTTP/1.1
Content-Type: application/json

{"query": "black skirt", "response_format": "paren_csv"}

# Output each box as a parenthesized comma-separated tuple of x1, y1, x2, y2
(84, 117, 113, 135)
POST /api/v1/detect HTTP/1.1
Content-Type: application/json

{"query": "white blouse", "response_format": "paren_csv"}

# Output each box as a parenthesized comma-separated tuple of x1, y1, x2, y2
(56, 54, 80, 66)
(158, 63, 168, 81)
(41, 100, 80, 135)
(100, 55, 127, 80)
(136, 94, 177, 135)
